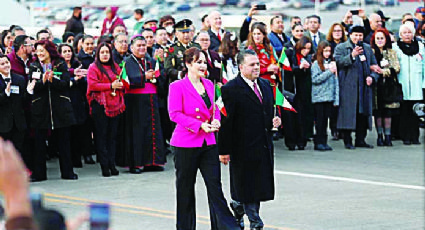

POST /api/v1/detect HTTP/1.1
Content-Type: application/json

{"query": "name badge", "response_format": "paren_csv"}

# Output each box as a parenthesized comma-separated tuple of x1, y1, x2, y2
(25, 67, 29, 74)
(10, 85, 19, 94)
(214, 60, 221, 69)
(359, 54, 366, 62)
(380, 59, 389, 67)
(32, 71, 41, 80)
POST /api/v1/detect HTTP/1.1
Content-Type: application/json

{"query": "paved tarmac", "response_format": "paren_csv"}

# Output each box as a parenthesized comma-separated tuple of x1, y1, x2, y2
(27, 130, 424, 230)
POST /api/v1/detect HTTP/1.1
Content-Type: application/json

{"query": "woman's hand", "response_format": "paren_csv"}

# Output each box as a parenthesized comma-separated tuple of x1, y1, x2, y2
(211, 119, 221, 130)
(201, 122, 218, 133)
(111, 79, 123, 89)
(272, 116, 281, 128)
(300, 61, 310, 69)
(329, 62, 337, 73)
(27, 80, 36, 92)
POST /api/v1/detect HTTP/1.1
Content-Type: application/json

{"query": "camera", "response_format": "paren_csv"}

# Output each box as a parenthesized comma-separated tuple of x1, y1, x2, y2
(356, 41, 363, 47)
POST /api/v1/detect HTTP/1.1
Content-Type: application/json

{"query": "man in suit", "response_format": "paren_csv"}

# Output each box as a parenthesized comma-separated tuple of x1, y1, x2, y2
(303, 15, 326, 53)
(207, 11, 227, 52)
(219, 49, 281, 230)
(0, 54, 27, 158)
(164, 19, 201, 82)
(196, 31, 222, 83)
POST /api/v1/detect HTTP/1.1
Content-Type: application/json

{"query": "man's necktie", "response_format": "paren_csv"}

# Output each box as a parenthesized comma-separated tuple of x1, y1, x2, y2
(218, 32, 221, 42)
(253, 81, 262, 104)
(313, 35, 318, 47)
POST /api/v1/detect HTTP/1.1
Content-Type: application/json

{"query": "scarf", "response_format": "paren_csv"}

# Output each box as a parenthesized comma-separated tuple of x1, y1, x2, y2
(397, 38, 419, 56)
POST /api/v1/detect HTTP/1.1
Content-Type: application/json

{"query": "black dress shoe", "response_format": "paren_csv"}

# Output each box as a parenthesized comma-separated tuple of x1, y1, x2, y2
(84, 155, 96, 164)
(403, 140, 411, 145)
(272, 133, 280, 141)
(230, 201, 244, 229)
(110, 167, 119, 176)
(377, 134, 384, 147)
(129, 167, 143, 174)
(345, 144, 356, 149)
(144, 166, 165, 172)
(355, 142, 373, 148)
(288, 146, 296, 151)
(314, 144, 327, 151)
(384, 135, 392, 146)
(61, 173, 78, 180)
(411, 139, 421, 145)
(30, 176, 47, 182)
(101, 166, 111, 177)
(297, 146, 305, 150)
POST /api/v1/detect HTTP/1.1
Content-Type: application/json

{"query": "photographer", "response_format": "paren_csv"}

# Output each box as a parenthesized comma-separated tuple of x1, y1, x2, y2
(334, 25, 379, 149)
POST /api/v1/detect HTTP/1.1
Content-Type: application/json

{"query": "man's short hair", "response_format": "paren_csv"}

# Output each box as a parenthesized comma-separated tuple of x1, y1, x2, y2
(270, 15, 282, 26)
(307, 15, 321, 24)
(291, 16, 301, 21)
(237, 49, 257, 66)
(134, 8, 144, 16)
(114, 33, 127, 41)
(11, 26, 25, 36)
(13, 35, 28, 51)
(73, 7, 82, 12)
(36, 29, 49, 40)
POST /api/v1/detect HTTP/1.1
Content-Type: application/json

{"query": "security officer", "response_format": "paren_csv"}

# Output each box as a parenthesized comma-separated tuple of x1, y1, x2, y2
(164, 19, 201, 82)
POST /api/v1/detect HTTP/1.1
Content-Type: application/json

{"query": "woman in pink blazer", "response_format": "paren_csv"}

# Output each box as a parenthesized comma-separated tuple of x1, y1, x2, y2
(168, 47, 239, 230)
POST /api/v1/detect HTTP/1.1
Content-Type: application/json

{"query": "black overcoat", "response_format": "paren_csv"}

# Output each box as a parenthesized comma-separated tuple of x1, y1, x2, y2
(0, 73, 27, 133)
(218, 75, 275, 203)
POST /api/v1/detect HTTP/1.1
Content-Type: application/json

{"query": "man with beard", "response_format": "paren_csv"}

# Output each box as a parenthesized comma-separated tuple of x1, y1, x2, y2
(65, 7, 84, 35)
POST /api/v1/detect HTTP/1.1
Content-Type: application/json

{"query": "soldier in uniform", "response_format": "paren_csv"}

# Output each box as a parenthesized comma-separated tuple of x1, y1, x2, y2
(164, 19, 201, 82)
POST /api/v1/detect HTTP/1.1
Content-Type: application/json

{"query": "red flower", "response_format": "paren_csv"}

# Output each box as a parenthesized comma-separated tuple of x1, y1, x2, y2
(169, 47, 174, 53)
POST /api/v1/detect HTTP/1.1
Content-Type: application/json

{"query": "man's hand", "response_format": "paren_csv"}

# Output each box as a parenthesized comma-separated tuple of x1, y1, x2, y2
(366, 76, 373, 86)
(273, 116, 281, 128)
(248, 4, 258, 17)
(351, 46, 363, 58)
(358, 9, 366, 20)
(267, 64, 279, 74)
(145, 70, 155, 80)
(220, 155, 230, 165)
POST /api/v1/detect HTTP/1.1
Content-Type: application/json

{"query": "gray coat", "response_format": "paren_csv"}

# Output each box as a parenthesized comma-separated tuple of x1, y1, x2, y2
(311, 61, 339, 105)
(334, 40, 379, 130)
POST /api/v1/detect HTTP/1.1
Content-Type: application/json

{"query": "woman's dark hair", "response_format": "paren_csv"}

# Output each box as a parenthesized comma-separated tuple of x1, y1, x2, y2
(326, 23, 347, 43)
(73, 33, 84, 54)
(246, 23, 271, 56)
(219, 32, 238, 68)
(370, 28, 392, 51)
(0, 53, 10, 61)
(57, 43, 76, 63)
(313, 41, 333, 71)
(415, 21, 425, 37)
(97, 35, 113, 45)
(295, 36, 312, 55)
(183, 47, 207, 76)
(34, 40, 63, 63)
(1, 30, 10, 47)
(95, 42, 118, 78)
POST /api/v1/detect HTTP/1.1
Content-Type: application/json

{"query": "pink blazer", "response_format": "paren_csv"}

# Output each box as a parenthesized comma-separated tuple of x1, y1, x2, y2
(168, 76, 220, 148)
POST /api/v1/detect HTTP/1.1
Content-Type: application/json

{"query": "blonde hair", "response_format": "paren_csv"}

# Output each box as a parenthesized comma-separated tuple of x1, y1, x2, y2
(399, 24, 415, 38)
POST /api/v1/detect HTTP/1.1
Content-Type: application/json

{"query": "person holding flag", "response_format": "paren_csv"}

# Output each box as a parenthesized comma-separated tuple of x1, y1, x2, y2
(116, 35, 166, 174)
(87, 42, 125, 177)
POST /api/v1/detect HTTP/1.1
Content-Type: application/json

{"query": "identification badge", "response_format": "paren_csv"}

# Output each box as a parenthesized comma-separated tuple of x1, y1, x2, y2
(359, 55, 366, 62)
(10, 85, 19, 94)
(25, 67, 29, 74)
(380, 59, 389, 67)
(32, 71, 41, 80)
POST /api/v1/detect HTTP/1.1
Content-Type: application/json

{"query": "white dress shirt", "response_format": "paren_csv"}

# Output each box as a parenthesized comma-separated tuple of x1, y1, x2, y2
(241, 74, 262, 98)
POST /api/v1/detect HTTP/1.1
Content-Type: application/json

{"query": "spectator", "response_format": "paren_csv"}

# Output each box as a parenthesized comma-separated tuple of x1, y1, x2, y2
(112, 24, 127, 37)
(101, 6, 126, 36)
(370, 28, 401, 147)
(65, 7, 84, 35)
(112, 33, 129, 64)
(414, 7, 425, 27)
(201, 14, 209, 31)
(393, 24, 425, 145)
(401, 13, 414, 25)
(207, 11, 226, 52)
(342, 10, 354, 32)
(77, 35, 95, 69)
(196, 31, 222, 83)
(72, 33, 84, 55)
(36, 30, 49, 42)
(334, 25, 379, 149)
(326, 23, 347, 52)
(376, 10, 390, 28)
(268, 15, 290, 57)
(285, 16, 301, 37)
(1, 30, 12, 54)
(153, 27, 168, 50)
(8, 35, 32, 79)
(143, 19, 158, 32)
(219, 32, 239, 81)
(239, 4, 258, 44)
(285, 23, 304, 48)
(364, 13, 382, 44)
(141, 28, 155, 57)
(62, 32, 74, 45)
(133, 8, 144, 35)
(10, 26, 25, 42)
(159, 15, 176, 44)
(311, 41, 339, 151)
(415, 21, 425, 42)
(86, 42, 125, 177)
(27, 40, 77, 182)
(304, 15, 326, 52)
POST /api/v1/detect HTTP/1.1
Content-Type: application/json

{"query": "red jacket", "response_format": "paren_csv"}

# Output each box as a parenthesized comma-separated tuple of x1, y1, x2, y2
(248, 44, 278, 85)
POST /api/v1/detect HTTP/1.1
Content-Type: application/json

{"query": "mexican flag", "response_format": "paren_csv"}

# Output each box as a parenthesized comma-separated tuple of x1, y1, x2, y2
(118, 61, 130, 89)
(154, 60, 160, 78)
(215, 84, 227, 116)
(221, 62, 228, 84)
(274, 86, 296, 112)
(278, 47, 292, 71)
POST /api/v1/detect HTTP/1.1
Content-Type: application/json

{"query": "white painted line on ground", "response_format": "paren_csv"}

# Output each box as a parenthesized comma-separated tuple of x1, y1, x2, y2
(275, 170, 425, 190)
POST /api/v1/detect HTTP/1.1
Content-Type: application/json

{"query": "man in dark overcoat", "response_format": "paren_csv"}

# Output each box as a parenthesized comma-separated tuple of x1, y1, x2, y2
(334, 25, 379, 149)
(218, 49, 281, 230)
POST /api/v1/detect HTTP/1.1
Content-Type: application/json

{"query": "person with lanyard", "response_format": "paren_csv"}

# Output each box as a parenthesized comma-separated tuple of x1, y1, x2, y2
(168, 47, 239, 230)
(117, 35, 166, 173)
(164, 19, 201, 83)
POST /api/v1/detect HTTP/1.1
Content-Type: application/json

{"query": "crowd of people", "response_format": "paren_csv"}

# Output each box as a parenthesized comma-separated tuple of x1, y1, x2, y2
(0, 3, 424, 230)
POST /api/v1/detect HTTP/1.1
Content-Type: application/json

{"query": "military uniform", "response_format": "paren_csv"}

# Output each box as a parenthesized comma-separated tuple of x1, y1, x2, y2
(164, 19, 201, 82)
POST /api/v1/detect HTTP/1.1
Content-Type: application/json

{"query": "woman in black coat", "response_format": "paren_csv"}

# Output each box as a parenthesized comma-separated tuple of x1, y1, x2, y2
(282, 36, 314, 150)
(77, 35, 95, 69)
(28, 40, 77, 182)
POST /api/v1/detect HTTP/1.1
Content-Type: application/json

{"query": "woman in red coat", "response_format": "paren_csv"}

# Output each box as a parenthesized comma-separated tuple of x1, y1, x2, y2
(87, 42, 125, 177)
